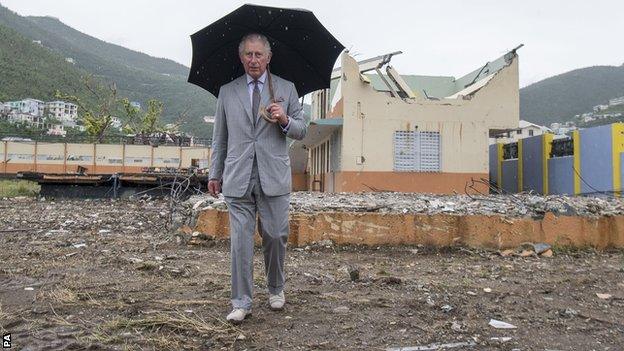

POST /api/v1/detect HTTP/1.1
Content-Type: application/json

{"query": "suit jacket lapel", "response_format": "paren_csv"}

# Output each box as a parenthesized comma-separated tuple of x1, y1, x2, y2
(234, 76, 253, 125)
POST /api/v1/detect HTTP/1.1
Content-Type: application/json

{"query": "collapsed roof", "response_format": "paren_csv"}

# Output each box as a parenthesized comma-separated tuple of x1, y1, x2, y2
(327, 44, 523, 102)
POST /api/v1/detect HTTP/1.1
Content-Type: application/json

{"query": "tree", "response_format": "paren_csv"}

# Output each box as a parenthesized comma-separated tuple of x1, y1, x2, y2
(56, 75, 119, 143)
(121, 98, 165, 134)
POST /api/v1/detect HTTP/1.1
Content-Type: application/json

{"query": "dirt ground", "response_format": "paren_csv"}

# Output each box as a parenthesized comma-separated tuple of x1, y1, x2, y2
(1, 197, 623, 350)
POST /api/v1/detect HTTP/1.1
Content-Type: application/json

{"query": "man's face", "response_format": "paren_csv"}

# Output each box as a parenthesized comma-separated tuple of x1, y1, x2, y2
(239, 39, 271, 80)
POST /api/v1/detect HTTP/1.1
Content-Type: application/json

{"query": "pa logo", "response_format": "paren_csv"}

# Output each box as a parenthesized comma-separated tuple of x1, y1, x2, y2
(2, 333, 10, 348)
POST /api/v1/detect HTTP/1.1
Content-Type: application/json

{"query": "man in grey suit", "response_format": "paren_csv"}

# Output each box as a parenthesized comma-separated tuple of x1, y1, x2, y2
(208, 33, 307, 324)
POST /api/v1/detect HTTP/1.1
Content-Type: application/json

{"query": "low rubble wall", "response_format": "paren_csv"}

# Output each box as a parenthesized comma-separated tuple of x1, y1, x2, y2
(194, 210, 624, 249)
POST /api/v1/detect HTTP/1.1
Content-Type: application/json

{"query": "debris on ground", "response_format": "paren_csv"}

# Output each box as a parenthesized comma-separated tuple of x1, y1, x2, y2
(489, 319, 518, 329)
(0, 197, 623, 350)
(498, 242, 556, 258)
(386, 341, 478, 351)
(180, 192, 624, 224)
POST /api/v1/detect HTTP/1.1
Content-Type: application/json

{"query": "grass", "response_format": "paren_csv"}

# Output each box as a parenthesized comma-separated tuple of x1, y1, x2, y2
(0, 180, 40, 197)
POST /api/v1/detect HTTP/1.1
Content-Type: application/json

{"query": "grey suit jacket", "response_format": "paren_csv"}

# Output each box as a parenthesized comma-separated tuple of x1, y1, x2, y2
(209, 74, 307, 197)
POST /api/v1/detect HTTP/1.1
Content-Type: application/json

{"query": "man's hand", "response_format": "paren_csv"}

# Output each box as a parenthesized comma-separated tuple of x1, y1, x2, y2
(267, 103, 288, 126)
(208, 179, 221, 198)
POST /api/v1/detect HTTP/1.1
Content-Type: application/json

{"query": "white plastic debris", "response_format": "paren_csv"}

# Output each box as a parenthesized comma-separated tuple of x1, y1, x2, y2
(490, 337, 512, 342)
(488, 319, 517, 329)
(386, 341, 477, 351)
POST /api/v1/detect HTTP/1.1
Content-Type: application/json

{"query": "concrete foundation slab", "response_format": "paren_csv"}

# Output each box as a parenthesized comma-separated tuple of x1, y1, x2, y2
(194, 210, 624, 249)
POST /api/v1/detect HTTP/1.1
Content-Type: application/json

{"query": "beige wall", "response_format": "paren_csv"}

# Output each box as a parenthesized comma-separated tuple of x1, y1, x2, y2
(338, 52, 519, 174)
(1, 141, 209, 175)
(180, 148, 210, 168)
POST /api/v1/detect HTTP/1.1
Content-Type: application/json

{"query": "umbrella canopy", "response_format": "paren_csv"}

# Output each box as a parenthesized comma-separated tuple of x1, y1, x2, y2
(188, 4, 344, 97)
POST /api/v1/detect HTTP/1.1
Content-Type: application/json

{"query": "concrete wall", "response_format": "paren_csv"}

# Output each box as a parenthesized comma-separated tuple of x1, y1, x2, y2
(196, 209, 624, 249)
(491, 123, 624, 196)
(488, 144, 499, 187)
(306, 52, 519, 193)
(1, 141, 209, 175)
(548, 156, 574, 195)
(501, 159, 518, 193)
(521, 136, 544, 193)
(339, 52, 519, 175)
(579, 125, 614, 193)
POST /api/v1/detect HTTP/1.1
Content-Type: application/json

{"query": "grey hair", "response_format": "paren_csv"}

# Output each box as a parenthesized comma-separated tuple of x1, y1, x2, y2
(238, 33, 272, 56)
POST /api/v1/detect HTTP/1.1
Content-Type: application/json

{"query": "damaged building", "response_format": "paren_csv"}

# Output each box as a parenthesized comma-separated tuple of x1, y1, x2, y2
(291, 47, 522, 193)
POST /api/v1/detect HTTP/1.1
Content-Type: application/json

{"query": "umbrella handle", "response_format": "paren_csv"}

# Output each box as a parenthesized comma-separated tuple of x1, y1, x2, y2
(259, 66, 279, 123)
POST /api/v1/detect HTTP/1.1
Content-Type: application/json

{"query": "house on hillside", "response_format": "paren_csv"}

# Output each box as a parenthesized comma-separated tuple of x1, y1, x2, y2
(290, 47, 522, 193)
(492, 120, 552, 144)
(46, 101, 78, 127)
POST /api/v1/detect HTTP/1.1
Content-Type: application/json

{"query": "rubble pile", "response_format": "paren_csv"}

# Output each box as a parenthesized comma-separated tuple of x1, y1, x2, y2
(0, 196, 169, 237)
(184, 192, 624, 218)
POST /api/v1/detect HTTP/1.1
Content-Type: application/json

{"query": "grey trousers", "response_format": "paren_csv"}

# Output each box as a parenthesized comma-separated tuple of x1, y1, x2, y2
(224, 163, 290, 310)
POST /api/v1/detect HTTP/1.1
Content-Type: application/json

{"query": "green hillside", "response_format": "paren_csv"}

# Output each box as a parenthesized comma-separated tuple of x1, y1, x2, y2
(0, 4, 216, 137)
(27, 16, 188, 77)
(0, 23, 98, 108)
(520, 64, 624, 126)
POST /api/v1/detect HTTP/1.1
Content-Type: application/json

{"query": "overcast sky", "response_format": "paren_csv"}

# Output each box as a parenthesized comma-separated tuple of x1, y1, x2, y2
(2, 0, 623, 87)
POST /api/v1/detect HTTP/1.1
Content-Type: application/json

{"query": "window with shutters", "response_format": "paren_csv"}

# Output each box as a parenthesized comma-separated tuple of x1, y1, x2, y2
(393, 131, 440, 172)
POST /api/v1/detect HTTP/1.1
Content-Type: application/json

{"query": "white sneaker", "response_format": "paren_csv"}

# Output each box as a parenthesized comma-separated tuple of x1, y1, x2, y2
(269, 292, 285, 311)
(226, 308, 251, 324)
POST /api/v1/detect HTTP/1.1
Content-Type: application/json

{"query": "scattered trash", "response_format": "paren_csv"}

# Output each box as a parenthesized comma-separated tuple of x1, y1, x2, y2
(441, 304, 454, 313)
(380, 276, 402, 285)
(236, 333, 246, 341)
(317, 239, 334, 247)
(596, 293, 612, 300)
(490, 337, 512, 342)
(72, 243, 87, 249)
(483, 288, 492, 293)
(466, 291, 477, 296)
(488, 319, 517, 329)
(386, 341, 477, 351)
(531, 243, 551, 254)
(188, 231, 215, 246)
(499, 249, 515, 257)
(499, 243, 554, 258)
(333, 306, 350, 314)
(559, 308, 579, 317)
(450, 321, 464, 332)
(24, 287, 34, 291)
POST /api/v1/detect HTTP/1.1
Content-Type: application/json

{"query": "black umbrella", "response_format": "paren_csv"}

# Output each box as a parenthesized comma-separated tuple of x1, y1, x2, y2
(188, 4, 345, 98)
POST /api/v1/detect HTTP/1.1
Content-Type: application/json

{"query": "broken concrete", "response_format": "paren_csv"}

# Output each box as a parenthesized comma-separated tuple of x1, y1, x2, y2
(186, 192, 624, 249)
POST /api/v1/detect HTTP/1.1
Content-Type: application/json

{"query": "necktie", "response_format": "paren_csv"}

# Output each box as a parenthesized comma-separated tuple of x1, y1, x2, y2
(252, 80, 260, 126)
